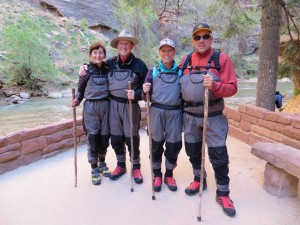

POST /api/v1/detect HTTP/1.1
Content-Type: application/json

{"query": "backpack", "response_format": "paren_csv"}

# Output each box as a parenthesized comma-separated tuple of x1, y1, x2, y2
(181, 50, 221, 72)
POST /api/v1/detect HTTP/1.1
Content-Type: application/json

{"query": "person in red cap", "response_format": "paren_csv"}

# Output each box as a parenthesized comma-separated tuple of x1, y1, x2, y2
(143, 38, 182, 192)
(180, 22, 237, 217)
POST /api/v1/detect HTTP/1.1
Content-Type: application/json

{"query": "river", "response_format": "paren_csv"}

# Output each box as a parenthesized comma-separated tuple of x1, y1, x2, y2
(0, 80, 295, 136)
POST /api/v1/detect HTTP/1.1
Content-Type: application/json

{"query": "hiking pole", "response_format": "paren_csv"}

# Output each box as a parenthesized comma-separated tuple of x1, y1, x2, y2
(146, 91, 156, 200)
(128, 81, 134, 192)
(71, 88, 78, 188)
(197, 87, 209, 222)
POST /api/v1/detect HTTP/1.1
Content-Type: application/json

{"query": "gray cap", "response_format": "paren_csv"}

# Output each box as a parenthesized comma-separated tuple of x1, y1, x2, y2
(159, 38, 175, 50)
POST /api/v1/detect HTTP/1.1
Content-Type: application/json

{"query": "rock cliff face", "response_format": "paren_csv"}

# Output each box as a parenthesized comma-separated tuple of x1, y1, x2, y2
(39, 0, 120, 31)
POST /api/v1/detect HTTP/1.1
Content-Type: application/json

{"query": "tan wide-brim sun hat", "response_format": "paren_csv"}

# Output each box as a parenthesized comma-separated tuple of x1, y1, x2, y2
(110, 30, 139, 49)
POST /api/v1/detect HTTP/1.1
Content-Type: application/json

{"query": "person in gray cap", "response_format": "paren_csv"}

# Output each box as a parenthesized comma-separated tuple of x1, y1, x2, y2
(143, 38, 182, 192)
(79, 30, 148, 184)
(180, 22, 237, 216)
(107, 30, 148, 184)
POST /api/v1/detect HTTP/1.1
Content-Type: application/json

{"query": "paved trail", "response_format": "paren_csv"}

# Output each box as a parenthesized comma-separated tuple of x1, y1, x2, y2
(0, 130, 299, 225)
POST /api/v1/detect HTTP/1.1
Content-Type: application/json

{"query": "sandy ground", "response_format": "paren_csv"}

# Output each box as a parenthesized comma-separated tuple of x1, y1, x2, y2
(1, 130, 300, 225)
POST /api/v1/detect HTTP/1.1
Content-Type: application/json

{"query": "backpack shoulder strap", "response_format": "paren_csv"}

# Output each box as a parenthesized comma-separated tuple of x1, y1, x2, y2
(181, 50, 194, 72)
(207, 49, 221, 72)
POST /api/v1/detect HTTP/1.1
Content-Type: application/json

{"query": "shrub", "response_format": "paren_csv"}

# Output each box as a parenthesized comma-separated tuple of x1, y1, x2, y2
(3, 15, 58, 90)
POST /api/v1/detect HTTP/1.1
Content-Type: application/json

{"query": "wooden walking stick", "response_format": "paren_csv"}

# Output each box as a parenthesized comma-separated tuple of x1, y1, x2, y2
(197, 87, 209, 221)
(71, 88, 78, 187)
(128, 81, 134, 192)
(146, 91, 156, 200)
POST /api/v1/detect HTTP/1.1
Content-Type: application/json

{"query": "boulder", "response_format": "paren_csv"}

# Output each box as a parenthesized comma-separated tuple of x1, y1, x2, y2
(40, 0, 120, 31)
(47, 92, 63, 98)
(20, 92, 30, 99)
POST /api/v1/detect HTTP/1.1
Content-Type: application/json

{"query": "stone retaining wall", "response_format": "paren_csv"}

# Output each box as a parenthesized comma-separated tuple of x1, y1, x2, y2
(0, 119, 86, 175)
(224, 105, 300, 150)
(1, 104, 299, 175)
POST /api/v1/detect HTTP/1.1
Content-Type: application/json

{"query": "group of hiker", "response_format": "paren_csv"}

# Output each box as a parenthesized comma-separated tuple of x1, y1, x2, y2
(70, 22, 238, 217)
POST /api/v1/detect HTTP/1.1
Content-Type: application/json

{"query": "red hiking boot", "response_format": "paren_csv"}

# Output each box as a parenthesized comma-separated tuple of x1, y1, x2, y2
(109, 166, 126, 180)
(133, 169, 143, 184)
(164, 177, 177, 192)
(185, 178, 207, 196)
(216, 195, 236, 217)
(153, 177, 162, 192)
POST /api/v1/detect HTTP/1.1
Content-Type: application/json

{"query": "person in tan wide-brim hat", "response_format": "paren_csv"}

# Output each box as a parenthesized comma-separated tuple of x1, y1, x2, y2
(78, 29, 148, 184)
(110, 30, 139, 49)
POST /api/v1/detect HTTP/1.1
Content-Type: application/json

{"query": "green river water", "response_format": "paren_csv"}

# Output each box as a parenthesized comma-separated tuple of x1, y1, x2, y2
(0, 80, 295, 136)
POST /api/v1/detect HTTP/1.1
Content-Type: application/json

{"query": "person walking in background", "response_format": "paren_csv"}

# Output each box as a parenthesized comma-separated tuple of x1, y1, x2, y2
(180, 22, 237, 216)
(275, 91, 284, 109)
(142, 38, 182, 192)
(71, 42, 111, 185)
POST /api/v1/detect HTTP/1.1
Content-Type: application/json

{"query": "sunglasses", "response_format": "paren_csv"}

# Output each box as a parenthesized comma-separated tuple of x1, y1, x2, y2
(193, 34, 211, 41)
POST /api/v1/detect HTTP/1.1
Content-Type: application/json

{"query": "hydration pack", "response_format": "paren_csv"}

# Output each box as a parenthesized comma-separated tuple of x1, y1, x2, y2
(181, 50, 221, 72)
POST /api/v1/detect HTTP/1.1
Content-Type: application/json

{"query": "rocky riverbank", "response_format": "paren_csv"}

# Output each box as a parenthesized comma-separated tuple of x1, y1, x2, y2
(0, 85, 73, 105)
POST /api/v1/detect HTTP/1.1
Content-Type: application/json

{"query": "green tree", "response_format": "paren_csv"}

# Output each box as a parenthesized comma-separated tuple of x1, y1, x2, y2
(256, 0, 282, 111)
(114, 0, 158, 66)
(3, 15, 58, 90)
(80, 18, 88, 32)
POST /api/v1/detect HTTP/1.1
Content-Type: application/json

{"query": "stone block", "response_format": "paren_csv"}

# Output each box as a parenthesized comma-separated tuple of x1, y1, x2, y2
(282, 136, 300, 150)
(251, 142, 300, 178)
(0, 150, 21, 163)
(277, 113, 292, 125)
(21, 137, 47, 155)
(0, 142, 21, 154)
(246, 106, 268, 119)
(0, 137, 7, 148)
(257, 119, 275, 131)
(228, 125, 249, 143)
(251, 125, 284, 142)
(42, 138, 73, 155)
(264, 112, 278, 122)
(240, 120, 251, 132)
(238, 104, 247, 114)
(79, 134, 86, 143)
(264, 163, 298, 198)
(291, 116, 300, 129)
(46, 130, 72, 145)
(0, 160, 19, 175)
(242, 113, 257, 124)
(17, 151, 42, 166)
(228, 118, 239, 128)
(226, 107, 241, 122)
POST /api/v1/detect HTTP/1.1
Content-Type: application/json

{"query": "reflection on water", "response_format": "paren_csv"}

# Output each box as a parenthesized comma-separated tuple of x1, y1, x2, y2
(0, 81, 295, 136)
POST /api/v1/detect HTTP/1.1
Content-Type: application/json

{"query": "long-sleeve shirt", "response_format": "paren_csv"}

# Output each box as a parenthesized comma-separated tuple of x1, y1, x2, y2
(180, 48, 237, 98)
(106, 53, 148, 100)
(142, 60, 181, 101)
(75, 62, 109, 105)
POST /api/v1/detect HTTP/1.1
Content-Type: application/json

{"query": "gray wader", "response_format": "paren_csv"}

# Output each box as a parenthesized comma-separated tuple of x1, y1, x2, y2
(150, 70, 182, 178)
(108, 67, 141, 169)
(180, 70, 230, 196)
(83, 74, 110, 166)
